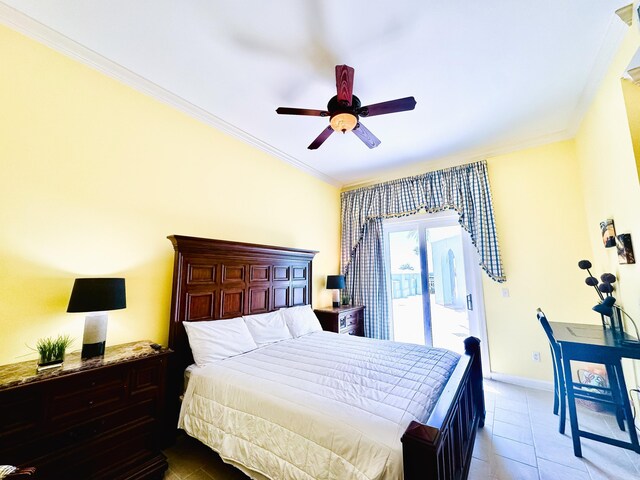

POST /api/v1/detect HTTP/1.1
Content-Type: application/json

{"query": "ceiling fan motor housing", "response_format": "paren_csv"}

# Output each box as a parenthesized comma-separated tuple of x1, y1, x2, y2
(328, 94, 361, 114)
(328, 95, 361, 132)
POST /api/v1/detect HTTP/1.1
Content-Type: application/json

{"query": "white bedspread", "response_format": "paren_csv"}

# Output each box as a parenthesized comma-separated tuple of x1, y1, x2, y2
(179, 331, 460, 480)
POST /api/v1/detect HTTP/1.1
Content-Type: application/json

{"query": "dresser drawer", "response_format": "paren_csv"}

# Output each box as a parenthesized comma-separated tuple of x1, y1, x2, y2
(49, 369, 128, 425)
(2, 399, 158, 464)
(0, 387, 43, 443)
(341, 325, 360, 336)
(130, 357, 164, 400)
(339, 311, 359, 329)
(33, 416, 159, 479)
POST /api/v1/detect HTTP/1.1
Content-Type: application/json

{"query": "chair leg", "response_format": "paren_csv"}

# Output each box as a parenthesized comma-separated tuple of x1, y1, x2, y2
(615, 407, 626, 432)
(562, 355, 582, 457)
(552, 357, 559, 416)
(558, 388, 566, 435)
(557, 358, 567, 434)
(605, 364, 626, 432)
(610, 360, 640, 452)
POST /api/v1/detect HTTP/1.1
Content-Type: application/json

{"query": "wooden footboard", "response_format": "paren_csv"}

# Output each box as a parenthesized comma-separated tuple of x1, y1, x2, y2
(401, 337, 485, 480)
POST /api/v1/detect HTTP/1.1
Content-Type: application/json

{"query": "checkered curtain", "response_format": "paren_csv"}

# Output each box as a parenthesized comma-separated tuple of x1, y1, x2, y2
(341, 160, 505, 339)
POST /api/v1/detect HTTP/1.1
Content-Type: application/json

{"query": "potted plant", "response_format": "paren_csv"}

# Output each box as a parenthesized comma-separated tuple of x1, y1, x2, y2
(35, 334, 73, 372)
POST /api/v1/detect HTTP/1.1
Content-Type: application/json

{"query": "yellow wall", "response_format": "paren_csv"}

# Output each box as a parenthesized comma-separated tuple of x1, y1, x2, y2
(0, 25, 340, 366)
(621, 78, 640, 185)
(483, 141, 595, 381)
(575, 25, 640, 385)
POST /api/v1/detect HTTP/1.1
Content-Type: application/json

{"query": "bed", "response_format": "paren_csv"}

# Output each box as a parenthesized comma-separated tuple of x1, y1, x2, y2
(167, 235, 485, 480)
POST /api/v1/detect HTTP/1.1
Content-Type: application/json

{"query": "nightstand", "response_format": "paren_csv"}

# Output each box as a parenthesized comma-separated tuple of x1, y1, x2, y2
(314, 305, 365, 337)
(0, 341, 171, 479)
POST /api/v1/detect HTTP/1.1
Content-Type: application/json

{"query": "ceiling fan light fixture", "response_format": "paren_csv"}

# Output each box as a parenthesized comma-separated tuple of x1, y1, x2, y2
(275, 65, 415, 149)
(330, 112, 358, 133)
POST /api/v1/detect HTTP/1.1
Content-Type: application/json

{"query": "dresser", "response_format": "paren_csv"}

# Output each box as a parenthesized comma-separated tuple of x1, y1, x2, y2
(314, 305, 365, 337)
(0, 341, 171, 480)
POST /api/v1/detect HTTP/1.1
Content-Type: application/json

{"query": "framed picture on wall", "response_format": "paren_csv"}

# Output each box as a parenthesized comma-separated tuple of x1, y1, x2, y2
(600, 219, 616, 248)
(617, 233, 635, 264)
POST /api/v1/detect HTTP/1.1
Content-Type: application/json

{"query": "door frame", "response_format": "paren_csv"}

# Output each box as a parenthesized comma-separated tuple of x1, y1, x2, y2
(383, 211, 492, 377)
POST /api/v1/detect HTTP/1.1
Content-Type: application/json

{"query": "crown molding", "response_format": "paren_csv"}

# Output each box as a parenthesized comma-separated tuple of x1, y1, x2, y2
(0, 3, 341, 188)
(615, 4, 634, 26)
(628, 66, 640, 84)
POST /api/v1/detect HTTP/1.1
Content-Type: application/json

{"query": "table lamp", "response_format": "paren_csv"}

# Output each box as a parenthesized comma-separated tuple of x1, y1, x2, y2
(67, 278, 126, 358)
(592, 296, 624, 332)
(326, 275, 345, 308)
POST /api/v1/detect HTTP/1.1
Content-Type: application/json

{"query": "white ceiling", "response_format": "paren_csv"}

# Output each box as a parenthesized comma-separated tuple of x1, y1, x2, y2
(0, 1, 631, 186)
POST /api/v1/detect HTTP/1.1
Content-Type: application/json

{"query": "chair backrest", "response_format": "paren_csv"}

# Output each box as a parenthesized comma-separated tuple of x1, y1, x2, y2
(536, 308, 556, 345)
(536, 307, 563, 359)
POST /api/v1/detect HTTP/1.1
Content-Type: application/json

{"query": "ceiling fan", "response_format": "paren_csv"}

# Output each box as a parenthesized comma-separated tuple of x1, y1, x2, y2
(276, 65, 417, 150)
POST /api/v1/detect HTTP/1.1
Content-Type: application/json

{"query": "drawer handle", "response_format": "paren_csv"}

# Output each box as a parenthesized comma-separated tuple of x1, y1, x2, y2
(88, 400, 94, 407)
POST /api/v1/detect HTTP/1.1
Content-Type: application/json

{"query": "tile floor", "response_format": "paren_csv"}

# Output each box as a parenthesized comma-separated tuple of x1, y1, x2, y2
(162, 380, 640, 479)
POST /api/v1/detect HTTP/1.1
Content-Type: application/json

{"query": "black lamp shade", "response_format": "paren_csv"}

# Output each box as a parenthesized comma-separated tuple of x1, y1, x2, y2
(67, 278, 126, 313)
(593, 296, 616, 317)
(326, 275, 345, 290)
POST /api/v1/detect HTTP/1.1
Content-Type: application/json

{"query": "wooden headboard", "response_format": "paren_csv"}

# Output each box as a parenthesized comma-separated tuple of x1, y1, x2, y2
(167, 235, 318, 373)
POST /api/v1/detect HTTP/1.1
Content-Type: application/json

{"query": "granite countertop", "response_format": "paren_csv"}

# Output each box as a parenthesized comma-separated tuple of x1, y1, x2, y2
(0, 341, 171, 391)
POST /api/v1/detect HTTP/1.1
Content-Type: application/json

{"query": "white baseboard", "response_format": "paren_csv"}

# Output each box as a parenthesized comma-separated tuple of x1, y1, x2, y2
(489, 372, 553, 392)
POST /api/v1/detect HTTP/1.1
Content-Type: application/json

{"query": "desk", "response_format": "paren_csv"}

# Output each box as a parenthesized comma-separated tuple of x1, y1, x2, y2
(550, 321, 640, 457)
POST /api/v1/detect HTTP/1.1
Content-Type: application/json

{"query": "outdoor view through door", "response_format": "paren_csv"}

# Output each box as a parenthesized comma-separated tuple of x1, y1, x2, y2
(384, 213, 483, 354)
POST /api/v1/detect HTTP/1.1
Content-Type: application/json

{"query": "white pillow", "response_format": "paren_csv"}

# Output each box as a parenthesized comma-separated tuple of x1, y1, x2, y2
(183, 317, 258, 367)
(243, 310, 292, 346)
(281, 305, 323, 338)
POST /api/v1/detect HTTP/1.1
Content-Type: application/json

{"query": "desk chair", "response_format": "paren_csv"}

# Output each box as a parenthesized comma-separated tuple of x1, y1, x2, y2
(536, 309, 626, 435)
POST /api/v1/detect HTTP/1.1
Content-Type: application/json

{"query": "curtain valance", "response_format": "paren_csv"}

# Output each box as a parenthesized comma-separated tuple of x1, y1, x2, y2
(341, 160, 505, 283)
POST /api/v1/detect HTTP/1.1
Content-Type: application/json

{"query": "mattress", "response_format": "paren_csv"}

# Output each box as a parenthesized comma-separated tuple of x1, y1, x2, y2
(179, 331, 460, 480)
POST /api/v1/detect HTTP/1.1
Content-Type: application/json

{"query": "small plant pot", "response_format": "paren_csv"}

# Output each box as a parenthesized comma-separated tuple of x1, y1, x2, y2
(341, 293, 351, 306)
(33, 333, 73, 373)
(37, 356, 64, 372)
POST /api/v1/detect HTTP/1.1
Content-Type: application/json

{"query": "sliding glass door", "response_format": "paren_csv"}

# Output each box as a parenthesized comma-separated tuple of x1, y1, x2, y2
(384, 212, 488, 359)
(386, 226, 431, 345)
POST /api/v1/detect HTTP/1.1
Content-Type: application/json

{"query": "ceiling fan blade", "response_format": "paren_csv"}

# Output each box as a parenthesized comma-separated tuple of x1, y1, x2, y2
(308, 126, 334, 150)
(335, 65, 355, 106)
(352, 122, 381, 149)
(276, 107, 329, 116)
(358, 96, 416, 117)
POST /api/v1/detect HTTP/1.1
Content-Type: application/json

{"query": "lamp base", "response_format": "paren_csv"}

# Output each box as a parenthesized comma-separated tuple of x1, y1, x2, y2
(82, 312, 108, 359)
(81, 341, 106, 359)
(332, 289, 341, 309)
